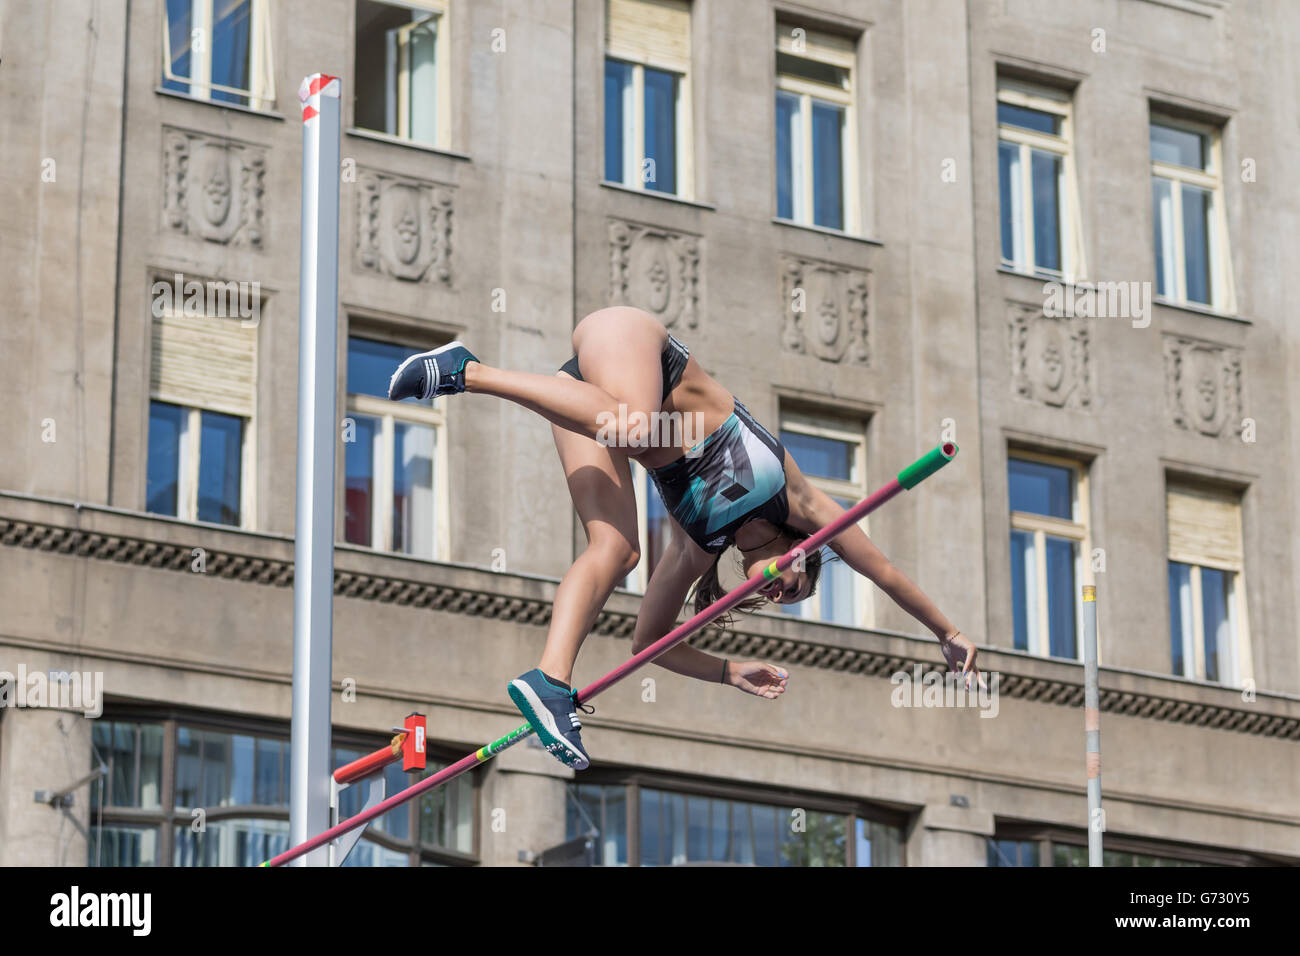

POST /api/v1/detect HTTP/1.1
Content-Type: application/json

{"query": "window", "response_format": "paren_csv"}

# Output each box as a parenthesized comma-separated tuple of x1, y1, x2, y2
(1150, 115, 1233, 310)
(147, 301, 256, 528)
(604, 0, 693, 197)
(988, 837, 1208, 867)
(1008, 453, 1090, 659)
(1166, 482, 1250, 685)
(779, 413, 870, 627)
(987, 839, 1039, 867)
(997, 80, 1082, 280)
(567, 778, 902, 866)
(354, 0, 452, 148)
(775, 24, 857, 231)
(162, 0, 274, 109)
(89, 714, 477, 866)
(344, 337, 448, 560)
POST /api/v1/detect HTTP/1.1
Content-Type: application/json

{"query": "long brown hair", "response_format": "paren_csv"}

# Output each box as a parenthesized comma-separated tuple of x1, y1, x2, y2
(689, 524, 824, 631)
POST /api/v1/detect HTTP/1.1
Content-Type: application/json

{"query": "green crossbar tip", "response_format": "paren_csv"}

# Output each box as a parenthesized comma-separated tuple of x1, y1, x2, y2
(897, 442, 958, 490)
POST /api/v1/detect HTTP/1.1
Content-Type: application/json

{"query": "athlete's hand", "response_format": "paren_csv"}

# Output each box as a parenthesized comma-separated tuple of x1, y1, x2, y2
(727, 661, 789, 699)
(939, 631, 985, 691)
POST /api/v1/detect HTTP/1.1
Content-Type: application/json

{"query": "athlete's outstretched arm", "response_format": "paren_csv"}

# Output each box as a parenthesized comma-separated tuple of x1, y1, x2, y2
(782, 452, 981, 686)
(630, 538, 787, 698)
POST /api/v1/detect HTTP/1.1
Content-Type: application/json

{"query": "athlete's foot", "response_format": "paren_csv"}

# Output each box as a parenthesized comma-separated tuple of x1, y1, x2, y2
(388, 341, 478, 401)
(508, 669, 592, 770)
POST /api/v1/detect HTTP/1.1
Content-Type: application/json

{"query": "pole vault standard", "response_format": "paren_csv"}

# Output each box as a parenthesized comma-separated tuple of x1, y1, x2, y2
(289, 73, 341, 866)
(262, 441, 958, 867)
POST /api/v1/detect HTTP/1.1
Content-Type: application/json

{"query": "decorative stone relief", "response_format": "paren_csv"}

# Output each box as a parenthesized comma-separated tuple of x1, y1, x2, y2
(162, 127, 266, 247)
(607, 219, 699, 329)
(779, 256, 869, 365)
(354, 169, 454, 284)
(1162, 335, 1244, 438)
(1008, 302, 1092, 409)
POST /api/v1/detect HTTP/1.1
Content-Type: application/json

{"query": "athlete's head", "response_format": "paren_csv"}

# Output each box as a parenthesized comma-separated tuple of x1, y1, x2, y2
(691, 524, 824, 629)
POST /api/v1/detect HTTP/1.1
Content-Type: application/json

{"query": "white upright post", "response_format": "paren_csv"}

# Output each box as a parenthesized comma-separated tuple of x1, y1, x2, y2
(290, 74, 341, 866)
(1083, 584, 1103, 866)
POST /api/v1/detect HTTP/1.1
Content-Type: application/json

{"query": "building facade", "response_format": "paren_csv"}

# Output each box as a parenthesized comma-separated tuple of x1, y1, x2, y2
(1, 0, 1297, 866)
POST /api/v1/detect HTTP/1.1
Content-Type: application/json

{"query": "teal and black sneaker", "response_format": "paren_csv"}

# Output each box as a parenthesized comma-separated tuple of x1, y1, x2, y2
(508, 669, 593, 770)
(387, 341, 477, 401)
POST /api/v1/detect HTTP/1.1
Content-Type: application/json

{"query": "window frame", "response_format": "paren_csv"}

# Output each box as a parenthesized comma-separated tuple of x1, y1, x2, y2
(160, 0, 276, 110)
(1149, 112, 1235, 312)
(603, 0, 694, 199)
(568, 768, 907, 867)
(996, 79, 1084, 281)
(1007, 449, 1092, 661)
(778, 410, 872, 627)
(1165, 481, 1251, 687)
(344, 385, 450, 562)
(89, 706, 481, 867)
(356, 0, 454, 149)
(988, 822, 1283, 867)
(148, 401, 255, 530)
(774, 24, 859, 234)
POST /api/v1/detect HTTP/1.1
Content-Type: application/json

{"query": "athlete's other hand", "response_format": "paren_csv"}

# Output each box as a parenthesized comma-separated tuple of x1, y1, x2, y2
(939, 631, 985, 691)
(728, 661, 788, 699)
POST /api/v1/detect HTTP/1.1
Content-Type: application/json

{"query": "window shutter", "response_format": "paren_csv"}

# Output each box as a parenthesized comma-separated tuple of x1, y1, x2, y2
(151, 311, 257, 417)
(775, 23, 855, 69)
(607, 0, 691, 72)
(1166, 484, 1243, 569)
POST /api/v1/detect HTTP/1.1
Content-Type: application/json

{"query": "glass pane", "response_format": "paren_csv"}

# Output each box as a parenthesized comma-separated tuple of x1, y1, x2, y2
(687, 796, 709, 862)
(1054, 844, 1089, 867)
(998, 102, 1060, 135)
(1181, 184, 1212, 305)
(374, 762, 411, 840)
(341, 838, 412, 867)
(603, 786, 628, 865)
(855, 817, 871, 867)
(139, 724, 164, 810)
(197, 411, 243, 526)
(230, 734, 255, 806)
(643, 67, 677, 195)
(775, 91, 801, 221)
(349, 337, 427, 403)
(406, 21, 438, 144)
(867, 819, 902, 866)
(147, 402, 184, 516)
(1150, 122, 1206, 170)
(1152, 177, 1175, 298)
(163, 0, 193, 94)
(255, 738, 282, 806)
(345, 414, 378, 547)
(998, 140, 1022, 266)
(210, 0, 252, 106)
(604, 59, 633, 183)
(1008, 458, 1073, 519)
(811, 100, 844, 230)
(820, 542, 857, 625)
(1045, 536, 1077, 659)
(666, 792, 687, 865)
(640, 788, 662, 867)
(175, 726, 201, 810)
(732, 802, 755, 865)
(1010, 528, 1035, 652)
(392, 421, 435, 558)
(201, 730, 230, 808)
(110, 723, 136, 807)
(90, 824, 160, 867)
(1030, 149, 1062, 273)
(780, 429, 854, 481)
(1168, 561, 1193, 677)
(1200, 567, 1231, 683)
(752, 803, 777, 867)
(710, 798, 729, 863)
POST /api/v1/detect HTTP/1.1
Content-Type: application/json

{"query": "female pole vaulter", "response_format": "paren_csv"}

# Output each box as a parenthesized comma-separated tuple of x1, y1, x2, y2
(388, 307, 979, 770)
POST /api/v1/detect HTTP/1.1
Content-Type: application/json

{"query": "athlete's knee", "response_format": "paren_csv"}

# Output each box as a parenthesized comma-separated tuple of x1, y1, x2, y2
(583, 531, 640, 581)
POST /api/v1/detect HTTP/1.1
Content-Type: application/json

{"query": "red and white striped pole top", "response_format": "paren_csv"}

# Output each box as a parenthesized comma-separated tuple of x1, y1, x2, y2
(298, 73, 340, 124)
